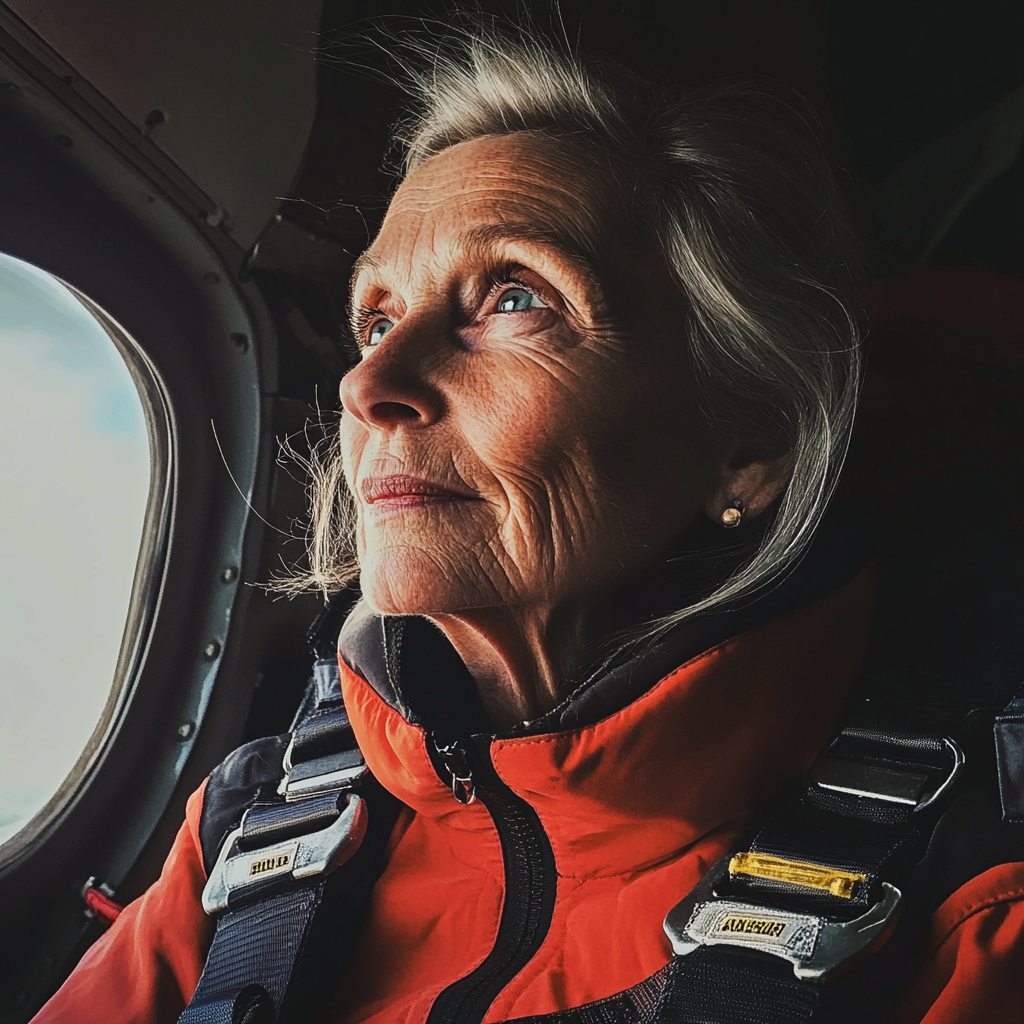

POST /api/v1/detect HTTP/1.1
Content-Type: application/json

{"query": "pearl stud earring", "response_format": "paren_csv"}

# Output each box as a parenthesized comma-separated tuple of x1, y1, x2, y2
(721, 500, 743, 528)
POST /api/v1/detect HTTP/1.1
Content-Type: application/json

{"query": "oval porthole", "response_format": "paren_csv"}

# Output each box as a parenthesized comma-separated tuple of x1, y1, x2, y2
(0, 251, 166, 863)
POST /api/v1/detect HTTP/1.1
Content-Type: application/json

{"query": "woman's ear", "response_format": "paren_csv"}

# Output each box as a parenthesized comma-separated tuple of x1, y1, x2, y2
(704, 447, 793, 522)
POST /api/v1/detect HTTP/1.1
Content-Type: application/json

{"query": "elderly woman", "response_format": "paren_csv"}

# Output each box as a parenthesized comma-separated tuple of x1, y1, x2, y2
(34, 26, 1024, 1024)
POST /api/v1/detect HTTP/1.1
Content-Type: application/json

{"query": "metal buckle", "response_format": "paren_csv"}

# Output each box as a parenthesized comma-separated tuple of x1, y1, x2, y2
(202, 792, 367, 914)
(811, 732, 964, 815)
(278, 749, 367, 802)
(664, 857, 902, 981)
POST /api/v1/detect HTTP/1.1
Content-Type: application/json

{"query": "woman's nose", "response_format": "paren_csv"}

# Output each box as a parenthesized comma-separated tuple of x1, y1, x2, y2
(339, 324, 445, 430)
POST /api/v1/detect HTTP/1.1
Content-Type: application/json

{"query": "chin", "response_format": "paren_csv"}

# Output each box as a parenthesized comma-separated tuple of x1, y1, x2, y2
(358, 547, 490, 617)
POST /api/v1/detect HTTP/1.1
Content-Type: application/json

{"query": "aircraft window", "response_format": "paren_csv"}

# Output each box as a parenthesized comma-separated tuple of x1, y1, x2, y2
(0, 252, 150, 854)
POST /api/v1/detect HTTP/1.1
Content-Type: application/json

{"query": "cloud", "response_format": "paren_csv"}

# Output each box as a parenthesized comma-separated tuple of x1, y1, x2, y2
(0, 252, 150, 843)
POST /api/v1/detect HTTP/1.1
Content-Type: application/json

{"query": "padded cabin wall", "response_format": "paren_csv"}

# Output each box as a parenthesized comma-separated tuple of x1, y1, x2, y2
(4, 0, 322, 247)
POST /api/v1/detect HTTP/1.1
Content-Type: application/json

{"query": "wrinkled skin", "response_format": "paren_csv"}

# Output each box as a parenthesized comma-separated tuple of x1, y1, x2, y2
(340, 133, 786, 727)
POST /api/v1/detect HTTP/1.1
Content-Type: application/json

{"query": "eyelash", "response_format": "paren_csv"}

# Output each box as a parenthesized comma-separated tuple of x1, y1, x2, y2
(351, 307, 387, 348)
(351, 272, 547, 347)
(487, 273, 536, 304)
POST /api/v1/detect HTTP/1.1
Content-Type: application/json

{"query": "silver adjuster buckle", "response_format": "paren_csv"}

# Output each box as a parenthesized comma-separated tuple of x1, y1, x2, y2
(664, 858, 902, 981)
(202, 792, 367, 914)
(811, 730, 965, 814)
(278, 749, 368, 802)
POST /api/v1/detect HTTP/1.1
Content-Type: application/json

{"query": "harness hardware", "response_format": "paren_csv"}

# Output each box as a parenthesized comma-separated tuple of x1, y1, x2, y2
(664, 857, 902, 981)
(202, 792, 368, 914)
(728, 852, 867, 899)
(278, 748, 368, 801)
(662, 720, 968, 1000)
(809, 729, 965, 815)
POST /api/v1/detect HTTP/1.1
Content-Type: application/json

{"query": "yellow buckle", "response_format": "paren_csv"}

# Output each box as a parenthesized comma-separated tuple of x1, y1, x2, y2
(729, 852, 867, 899)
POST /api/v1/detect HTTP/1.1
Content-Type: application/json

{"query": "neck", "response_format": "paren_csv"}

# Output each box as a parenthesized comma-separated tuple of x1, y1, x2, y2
(429, 602, 590, 730)
(425, 520, 768, 730)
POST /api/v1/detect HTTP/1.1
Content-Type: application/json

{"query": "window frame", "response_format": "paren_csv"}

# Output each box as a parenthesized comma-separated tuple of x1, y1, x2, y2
(0, 12, 283, 1016)
(0, 277, 174, 871)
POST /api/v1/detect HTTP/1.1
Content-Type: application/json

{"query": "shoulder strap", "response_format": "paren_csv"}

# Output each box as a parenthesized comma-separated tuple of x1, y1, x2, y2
(656, 695, 1024, 1024)
(180, 600, 402, 1024)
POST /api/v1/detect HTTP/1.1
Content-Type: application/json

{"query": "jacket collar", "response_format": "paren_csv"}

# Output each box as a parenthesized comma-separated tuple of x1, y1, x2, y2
(338, 521, 876, 879)
(339, 511, 869, 736)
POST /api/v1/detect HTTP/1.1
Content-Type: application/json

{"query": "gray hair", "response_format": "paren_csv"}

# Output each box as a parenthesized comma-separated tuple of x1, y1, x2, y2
(297, 24, 863, 640)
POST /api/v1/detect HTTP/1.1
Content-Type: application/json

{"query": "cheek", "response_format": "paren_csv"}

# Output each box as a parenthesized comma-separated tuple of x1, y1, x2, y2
(338, 415, 368, 550)
(468, 343, 708, 550)
(456, 355, 633, 572)
(338, 414, 365, 486)
(459, 358, 598, 496)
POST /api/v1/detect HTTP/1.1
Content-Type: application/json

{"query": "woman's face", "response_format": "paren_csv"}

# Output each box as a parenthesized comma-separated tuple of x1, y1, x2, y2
(341, 133, 718, 616)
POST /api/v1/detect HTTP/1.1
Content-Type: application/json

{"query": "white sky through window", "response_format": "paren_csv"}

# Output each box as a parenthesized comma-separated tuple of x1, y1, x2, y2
(0, 252, 150, 848)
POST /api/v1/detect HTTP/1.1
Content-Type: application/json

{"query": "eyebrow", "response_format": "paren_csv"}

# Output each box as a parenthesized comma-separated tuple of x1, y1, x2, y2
(351, 222, 602, 289)
(349, 248, 382, 289)
(460, 223, 603, 291)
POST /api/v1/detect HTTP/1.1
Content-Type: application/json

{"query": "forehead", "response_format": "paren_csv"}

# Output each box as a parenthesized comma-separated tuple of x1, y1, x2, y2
(356, 134, 609, 282)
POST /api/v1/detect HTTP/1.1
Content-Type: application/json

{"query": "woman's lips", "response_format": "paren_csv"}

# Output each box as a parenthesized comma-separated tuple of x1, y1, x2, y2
(360, 474, 478, 512)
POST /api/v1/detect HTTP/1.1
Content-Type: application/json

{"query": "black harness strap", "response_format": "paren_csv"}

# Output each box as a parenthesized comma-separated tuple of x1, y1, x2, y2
(654, 711, 964, 1023)
(657, 947, 818, 1024)
(996, 686, 1024, 823)
(180, 596, 402, 1024)
(652, 699, 1024, 1024)
(180, 887, 326, 1024)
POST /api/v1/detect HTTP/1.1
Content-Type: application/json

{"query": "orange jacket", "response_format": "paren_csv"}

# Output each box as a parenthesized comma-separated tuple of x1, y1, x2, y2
(33, 568, 1024, 1023)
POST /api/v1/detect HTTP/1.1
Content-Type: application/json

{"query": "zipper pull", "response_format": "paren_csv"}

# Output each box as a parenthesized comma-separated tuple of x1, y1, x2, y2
(436, 740, 476, 805)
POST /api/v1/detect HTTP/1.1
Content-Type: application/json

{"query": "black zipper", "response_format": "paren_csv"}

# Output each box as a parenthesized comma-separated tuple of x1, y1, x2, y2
(426, 734, 558, 1024)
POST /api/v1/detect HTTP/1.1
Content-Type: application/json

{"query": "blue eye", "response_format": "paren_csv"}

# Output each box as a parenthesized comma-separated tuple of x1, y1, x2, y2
(496, 287, 545, 313)
(367, 318, 394, 346)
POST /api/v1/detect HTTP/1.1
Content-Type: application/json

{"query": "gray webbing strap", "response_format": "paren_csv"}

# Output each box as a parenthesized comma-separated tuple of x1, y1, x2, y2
(179, 887, 324, 1024)
(179, 655, 391, 1024)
